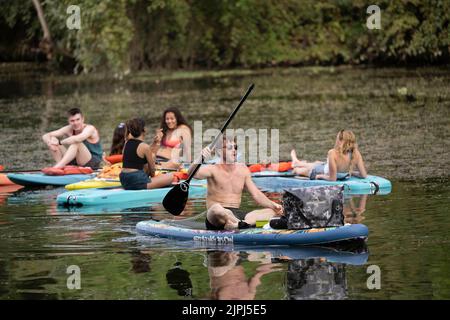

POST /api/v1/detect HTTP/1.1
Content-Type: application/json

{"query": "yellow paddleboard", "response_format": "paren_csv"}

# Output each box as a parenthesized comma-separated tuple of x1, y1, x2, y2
(64, 169, 181, 190)
(65, 178, 121, 190)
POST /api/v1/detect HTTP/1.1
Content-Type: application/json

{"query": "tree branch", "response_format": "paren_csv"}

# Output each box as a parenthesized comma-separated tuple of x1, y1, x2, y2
(31, 0, 53, 59)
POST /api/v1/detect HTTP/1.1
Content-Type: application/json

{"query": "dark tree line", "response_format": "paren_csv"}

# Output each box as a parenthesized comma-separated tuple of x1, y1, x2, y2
(1, 0, 448, 73)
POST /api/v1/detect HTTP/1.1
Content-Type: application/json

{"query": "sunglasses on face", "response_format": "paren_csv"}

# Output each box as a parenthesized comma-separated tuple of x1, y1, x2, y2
(223, 144, 237, 150)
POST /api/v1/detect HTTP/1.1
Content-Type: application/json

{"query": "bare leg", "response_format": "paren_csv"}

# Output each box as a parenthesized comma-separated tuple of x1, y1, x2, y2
(147, 173, 173, 189)
(292, 165, 315, 177)
(159, 161, 181, 170)
(54, 143, 92, 168)
(243, 208, 277, 225)
(47, 145, 66, 162)
(290, 149, 308, 167)
(206, 204, 241, 230)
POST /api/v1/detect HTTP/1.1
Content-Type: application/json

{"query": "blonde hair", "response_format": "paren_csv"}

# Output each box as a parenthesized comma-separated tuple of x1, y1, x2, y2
(336, 130, 357, 174)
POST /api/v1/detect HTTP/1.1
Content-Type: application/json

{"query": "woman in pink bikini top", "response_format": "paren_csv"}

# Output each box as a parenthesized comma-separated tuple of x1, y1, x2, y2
(156, 107, 192, 166)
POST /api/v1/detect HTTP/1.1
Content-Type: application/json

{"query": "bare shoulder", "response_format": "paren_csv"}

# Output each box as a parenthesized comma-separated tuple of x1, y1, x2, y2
(327, 148, 337, 158)
(353, 148, 363, 159)
(236, 163, 251, 175)
(177, 125, 191, 135)
(139, 141, 150, 151)
(201, 164, 216, 177)
(84, 124, 97, 133)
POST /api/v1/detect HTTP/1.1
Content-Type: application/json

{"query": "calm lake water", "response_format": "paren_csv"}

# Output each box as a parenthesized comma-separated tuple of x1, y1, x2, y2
(0, 63, 449, 299)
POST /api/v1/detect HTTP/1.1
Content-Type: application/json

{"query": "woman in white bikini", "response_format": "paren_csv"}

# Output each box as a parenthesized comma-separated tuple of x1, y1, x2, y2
(290, 130, 367, 181)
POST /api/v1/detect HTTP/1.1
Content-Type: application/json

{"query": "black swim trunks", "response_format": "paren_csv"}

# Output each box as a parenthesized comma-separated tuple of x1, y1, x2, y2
(205, 207, 249, 230)
(68, 156, 102, 170)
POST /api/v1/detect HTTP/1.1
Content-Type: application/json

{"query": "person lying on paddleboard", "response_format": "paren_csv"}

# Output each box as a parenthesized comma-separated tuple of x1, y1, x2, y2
(42, 108, 103, 169)
(156, 107, 192, 169)
(290, 130, 367, 181)
(120, 118, 173, 190)
(187, 134, 283, 230)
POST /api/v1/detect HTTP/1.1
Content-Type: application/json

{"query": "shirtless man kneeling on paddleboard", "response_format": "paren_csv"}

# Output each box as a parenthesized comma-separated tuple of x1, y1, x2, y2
(188, 135, 283, 230)
(42, 108, 103, 169)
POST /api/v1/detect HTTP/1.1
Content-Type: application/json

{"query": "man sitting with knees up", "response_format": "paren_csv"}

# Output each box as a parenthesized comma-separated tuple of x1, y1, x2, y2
(42, 108, 103, 169)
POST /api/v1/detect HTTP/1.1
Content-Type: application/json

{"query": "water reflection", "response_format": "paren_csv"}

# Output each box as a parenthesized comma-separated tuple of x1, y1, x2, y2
(0, 185, 24, 224)
(206, 250, 281, 300)
(166, 262, 193, 297)
(203, 244, 368, 300)
(53, 197, 202, 216)
(286, 258, 347, 299)
(344, 194, 367, 224)
(131, 249, 152, 274)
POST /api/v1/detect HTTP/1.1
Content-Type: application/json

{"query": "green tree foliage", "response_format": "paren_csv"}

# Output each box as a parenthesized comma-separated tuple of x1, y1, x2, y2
(0, 0, 448, 72)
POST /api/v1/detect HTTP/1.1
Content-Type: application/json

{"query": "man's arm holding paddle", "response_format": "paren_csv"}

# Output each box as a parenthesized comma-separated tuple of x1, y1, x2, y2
(186, 146, 214, 180)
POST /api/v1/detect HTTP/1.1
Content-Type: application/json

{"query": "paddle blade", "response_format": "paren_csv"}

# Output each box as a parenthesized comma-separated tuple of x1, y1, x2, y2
(162, 182, 190, 215)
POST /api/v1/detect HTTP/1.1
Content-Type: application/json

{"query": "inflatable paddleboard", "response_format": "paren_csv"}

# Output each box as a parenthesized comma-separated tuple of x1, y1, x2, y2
(253, 175, 391, 195)
(7, 173, 95, 187)
(57, 184, 207, 206)
(136, 220, 369, 246)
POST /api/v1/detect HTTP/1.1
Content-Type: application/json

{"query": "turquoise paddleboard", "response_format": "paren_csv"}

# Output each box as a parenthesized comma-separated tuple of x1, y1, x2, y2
(7, 173, 95, 187)
(253, 174, 391, 195)
(57, 184, 207, 206)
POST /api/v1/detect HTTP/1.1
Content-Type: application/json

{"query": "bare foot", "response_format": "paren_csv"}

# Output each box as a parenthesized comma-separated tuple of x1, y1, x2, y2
(224, 221, 239, 230)
(290, 149, 306, 168)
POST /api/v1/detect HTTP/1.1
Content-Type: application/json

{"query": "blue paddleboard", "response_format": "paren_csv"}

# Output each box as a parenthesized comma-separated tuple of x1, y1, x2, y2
(7, 173, 94, 187)
(57, 184, 207, 206)
(136, 220, 369, 246)
(253, 174, 391, 195)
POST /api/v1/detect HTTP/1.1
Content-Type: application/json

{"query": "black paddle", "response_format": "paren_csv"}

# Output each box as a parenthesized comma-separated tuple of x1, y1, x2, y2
(162, 83, 255, 215)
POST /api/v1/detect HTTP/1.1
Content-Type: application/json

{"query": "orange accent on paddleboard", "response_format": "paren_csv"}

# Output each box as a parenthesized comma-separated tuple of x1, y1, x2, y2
(105, 154, 123, 164)
(172, 171, 189, 183)
(0, 174, 15, 186)
(249, 164, 265, 173)
(268, 162, 292, 172)
(42, 166, 94, 176)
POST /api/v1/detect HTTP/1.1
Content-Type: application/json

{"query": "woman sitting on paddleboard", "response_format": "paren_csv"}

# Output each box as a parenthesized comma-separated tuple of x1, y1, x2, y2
(156, 107, 192, 168)
(120, 118, 173, 190)
(102, 122, 126, 165)
(290, 130, 367, 181)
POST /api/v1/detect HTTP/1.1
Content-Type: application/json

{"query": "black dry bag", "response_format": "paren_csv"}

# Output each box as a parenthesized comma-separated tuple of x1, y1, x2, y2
(281, 185, 345, 230)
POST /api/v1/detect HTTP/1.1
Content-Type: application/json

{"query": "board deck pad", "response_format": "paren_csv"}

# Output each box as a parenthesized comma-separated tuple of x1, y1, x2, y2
(136, 220, 369, 246)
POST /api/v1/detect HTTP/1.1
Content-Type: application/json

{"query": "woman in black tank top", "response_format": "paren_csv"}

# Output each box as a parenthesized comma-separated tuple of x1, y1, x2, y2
(119, 118, 174, 190)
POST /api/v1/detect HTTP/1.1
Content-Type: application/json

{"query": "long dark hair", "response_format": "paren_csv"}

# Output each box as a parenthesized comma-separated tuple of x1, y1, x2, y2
(159, 107, 192, 136)
(109, 123, 126, 155)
